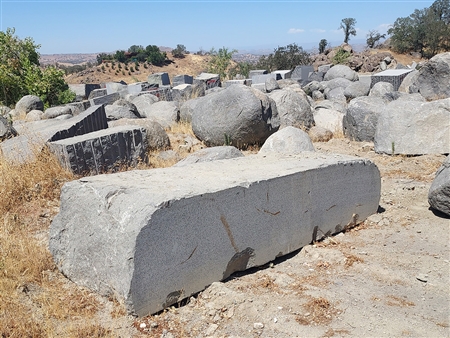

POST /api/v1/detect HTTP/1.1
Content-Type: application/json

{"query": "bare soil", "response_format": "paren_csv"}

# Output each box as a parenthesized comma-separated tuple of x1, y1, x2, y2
(64, 53, 210, 85)
(40, 138, 449, 338)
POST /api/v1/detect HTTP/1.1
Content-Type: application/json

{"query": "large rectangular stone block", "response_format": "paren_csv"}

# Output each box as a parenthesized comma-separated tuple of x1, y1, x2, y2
(48, 125, 148, 175)
(1, 105, 108, 162)
(370, 69, 413, 91)
(148, 72, 170, 86)
(49, 153, 380, 316)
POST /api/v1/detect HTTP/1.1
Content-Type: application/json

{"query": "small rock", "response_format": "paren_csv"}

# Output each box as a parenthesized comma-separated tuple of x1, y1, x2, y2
(416, 274, 428, 283)
(204, 323, 218, 336)
(274, 317, 278, 323)
(253, 322, 264, 329)
(139, 323, 146, 329)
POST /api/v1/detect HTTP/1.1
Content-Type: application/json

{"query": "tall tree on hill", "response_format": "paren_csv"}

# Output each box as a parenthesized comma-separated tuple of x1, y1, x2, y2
(340, 18, 357, 43)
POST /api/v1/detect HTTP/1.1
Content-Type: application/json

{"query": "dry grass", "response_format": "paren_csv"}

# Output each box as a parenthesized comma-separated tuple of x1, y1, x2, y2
(0, 147, 116, 337)
(296, 296, 340, 326)
(385, 295, 415, 307)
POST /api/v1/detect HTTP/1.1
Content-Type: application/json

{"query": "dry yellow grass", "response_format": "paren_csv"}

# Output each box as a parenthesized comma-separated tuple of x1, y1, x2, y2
(0, 147, 114, 337)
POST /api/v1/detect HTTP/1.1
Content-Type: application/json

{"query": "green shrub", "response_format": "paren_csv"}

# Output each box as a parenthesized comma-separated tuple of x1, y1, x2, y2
(332, 48, 351, 65)
(0, 27, 75, 108)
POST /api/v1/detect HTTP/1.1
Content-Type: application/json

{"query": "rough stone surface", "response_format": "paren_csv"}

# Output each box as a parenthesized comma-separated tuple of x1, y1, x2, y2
(105, 104, 140, 121)
(108, 118, 170, 151)
(343, 96, 386, 142)
(174, 146, 244, 167)
(259, 126, 314, 154)
(180, 97, 202, 123)
(89, 92, 120, 107)
(139, 101, 179, 129)
(314, 100, 347, 114)
(374, 98, 450, 155)
(398, 70, 419, 93)
(325, 87, 346, 102)
(416, 52, 450, 100)
(147, 72, 170, 86)
(308, 126, 333, 142)
(268, 89, 314, 130)
(369, 82, 394, 98)
(0, 115, 18, 141)
(191, 84, 279, 147)
(1, 104, 108, 162)
(324, 65, 358, 81)
(49, 153, 381, 316)
(48, 125, 148, 175)
(26, 110, 43, 121)
(344, 80, 371, 100)
(265, 78, 280, 93)
(131, 93, 159, 116)
(43, 106, 74, 119)
(428, 156, 450, 216)
(313, 108, 344, 134)
(15, 95, 44, 115)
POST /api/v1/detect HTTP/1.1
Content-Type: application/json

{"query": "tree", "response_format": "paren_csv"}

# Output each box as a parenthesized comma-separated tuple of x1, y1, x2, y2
(207, 47, 237, 80)
(318, 39, 328, 54)
(366, 30, 386, 48)
(114, 50, 127, 63)
(388, 0, 450, 57)
(0, 27, 74, 108)
(339, 18, 357, 43)
(128, 45, 144, 54)
(256, 43, 311, 72)
(172, 44, 187, 58)
(145, 45, 166, 66)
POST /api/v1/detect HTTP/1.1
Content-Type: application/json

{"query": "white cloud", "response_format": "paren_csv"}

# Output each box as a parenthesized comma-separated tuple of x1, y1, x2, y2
(288, 28, 305, 34)
(377, 23, 392, 33)
(310, 29, 326, 33)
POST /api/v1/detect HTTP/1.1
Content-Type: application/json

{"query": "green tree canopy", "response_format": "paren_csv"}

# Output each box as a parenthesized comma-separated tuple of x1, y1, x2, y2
(0, 28, 74, 108)
(256, 43, 311, 72)
(339, 18, 357, 43)
(388, 0, 449, 57)
(207, 47, 237, 80)
(172, 44, 187, 58)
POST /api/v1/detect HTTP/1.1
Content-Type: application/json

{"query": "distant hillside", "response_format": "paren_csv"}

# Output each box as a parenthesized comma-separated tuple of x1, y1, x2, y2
(40, 53, 98, 66)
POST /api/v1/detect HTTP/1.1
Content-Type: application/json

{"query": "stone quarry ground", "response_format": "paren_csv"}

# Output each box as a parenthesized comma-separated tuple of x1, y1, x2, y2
(3, 131, 448, 337)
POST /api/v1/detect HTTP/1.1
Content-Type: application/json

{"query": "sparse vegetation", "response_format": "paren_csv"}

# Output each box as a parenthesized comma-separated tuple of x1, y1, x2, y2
(172, 44, 187, 58)
(366, 30, 386, 48)
(332, 47, 351, 65)
(207, 46, 237, 80)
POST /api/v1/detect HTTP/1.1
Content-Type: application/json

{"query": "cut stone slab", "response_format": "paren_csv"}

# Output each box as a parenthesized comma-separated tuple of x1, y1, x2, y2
(370, 69, 413, 91)
(48, 125, 148, 175)
(49, 153, 381, 316)
(1, 104, 108, 162)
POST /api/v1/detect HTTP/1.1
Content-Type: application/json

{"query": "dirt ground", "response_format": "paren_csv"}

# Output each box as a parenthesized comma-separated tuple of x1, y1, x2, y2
(50, 138, 448, 338)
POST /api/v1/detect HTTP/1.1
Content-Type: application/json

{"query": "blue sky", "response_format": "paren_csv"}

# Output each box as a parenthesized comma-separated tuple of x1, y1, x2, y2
(1, 0, 435, 54)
